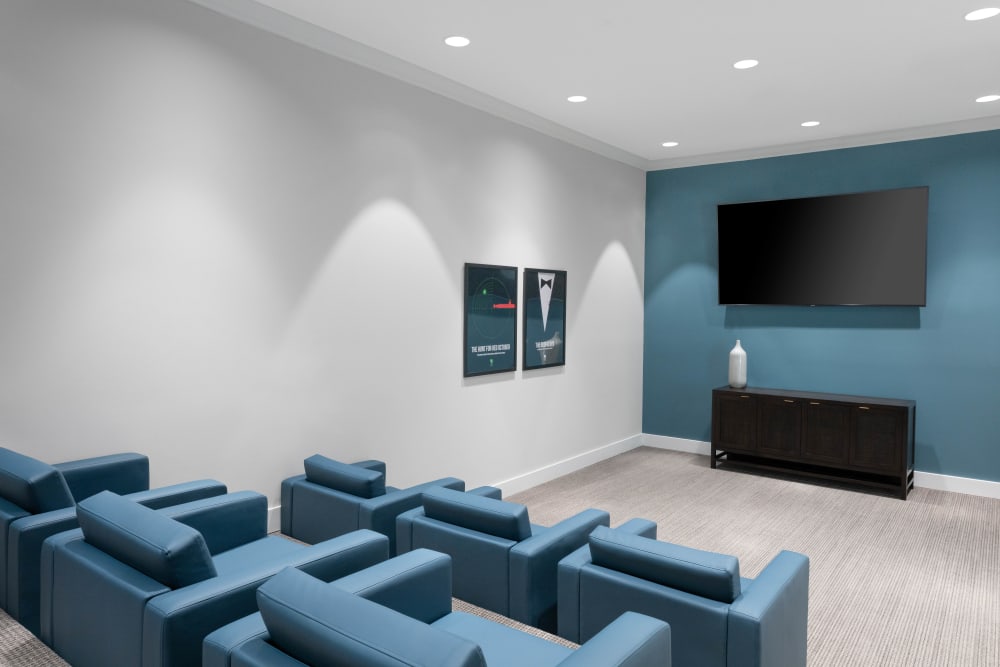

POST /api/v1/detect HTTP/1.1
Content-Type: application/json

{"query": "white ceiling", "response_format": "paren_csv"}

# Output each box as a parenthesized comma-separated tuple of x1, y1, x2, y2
(194, 0, 1000, 170)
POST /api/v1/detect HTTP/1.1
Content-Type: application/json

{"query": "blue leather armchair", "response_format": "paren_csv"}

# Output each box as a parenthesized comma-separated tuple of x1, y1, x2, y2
(0, 446, 227, 634)
(40, 490, 389, 667)
(557, 520, 810, 667)
(398, 486, 610, 632)
(203, 549, 671, 667)
(280, 454, 464, 554)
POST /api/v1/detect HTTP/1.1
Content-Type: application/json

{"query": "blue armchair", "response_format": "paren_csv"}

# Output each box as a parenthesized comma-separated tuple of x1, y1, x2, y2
(280, 454, 464, 554)
(0, 446, 227, 634)
(398, 486, 610, 632)
(203, 549, 671, 667)
(557, 520, 809, 667)
(40, 490, 389, 667)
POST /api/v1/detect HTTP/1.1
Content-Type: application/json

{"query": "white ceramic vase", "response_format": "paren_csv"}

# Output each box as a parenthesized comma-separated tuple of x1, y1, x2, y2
(728, 340, 747, 388)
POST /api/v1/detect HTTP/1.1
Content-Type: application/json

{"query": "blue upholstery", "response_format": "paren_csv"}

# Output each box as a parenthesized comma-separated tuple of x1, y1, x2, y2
(395, 485, 502, 555)
(400, 486, 610, 632)
(203, 550, 671, 667)
(281, 455, 464, 554)
(40, 491, 389, 667)
(0, 445, 226, 634)
(557, 521, 809, 667)
(303, 454, 386, 499)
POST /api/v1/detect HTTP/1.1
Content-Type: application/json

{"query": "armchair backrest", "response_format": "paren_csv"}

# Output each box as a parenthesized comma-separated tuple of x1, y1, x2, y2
(0, 447, 73, 514)
(304, 455, 386, 499)
(77, 491, 217, 588)
(422, 486, 531, 541)
(256, 567, 486, 667)
(588, 526, 741, 603)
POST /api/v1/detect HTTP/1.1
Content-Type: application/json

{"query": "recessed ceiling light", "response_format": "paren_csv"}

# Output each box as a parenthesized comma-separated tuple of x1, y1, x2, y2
(733, 59, 759, 70)
(977, 94, 1000, 103)
(661, 141, 679, 148)
(801, 121, 821, 127)
(567, 95, 588, 103)
(965, 7, 1000, 21)
(444, 36, 470, 47)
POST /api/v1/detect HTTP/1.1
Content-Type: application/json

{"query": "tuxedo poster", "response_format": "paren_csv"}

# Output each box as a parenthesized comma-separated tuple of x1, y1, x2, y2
(523, 268, 566, 369)
(464, 263, 518, 377)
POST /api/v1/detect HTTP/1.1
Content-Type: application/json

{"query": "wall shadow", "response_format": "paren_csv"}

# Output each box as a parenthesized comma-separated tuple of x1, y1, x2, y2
(724, 305, 922, 329)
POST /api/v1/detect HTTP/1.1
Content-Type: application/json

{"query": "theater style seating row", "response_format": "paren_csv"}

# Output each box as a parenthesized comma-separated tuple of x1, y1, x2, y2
(6, 448, 809, 666)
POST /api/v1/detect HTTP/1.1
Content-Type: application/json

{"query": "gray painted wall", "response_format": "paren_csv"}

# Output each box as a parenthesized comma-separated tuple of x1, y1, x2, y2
(0, 0, 645, 506)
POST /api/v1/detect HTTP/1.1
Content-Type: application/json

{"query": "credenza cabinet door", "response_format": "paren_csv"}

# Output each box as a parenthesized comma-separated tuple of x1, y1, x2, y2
(801, 401, 850, 466)
(757, 396, 802, 459)
(713, 392, 757, 452)
(849, 405, 906, 474)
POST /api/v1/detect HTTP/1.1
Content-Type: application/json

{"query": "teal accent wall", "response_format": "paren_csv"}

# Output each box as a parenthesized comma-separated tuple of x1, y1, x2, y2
(643, 129, 1000, 481)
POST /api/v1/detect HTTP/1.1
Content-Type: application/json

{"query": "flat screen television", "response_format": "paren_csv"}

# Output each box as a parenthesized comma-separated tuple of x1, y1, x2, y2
(717, 186, 928, 306)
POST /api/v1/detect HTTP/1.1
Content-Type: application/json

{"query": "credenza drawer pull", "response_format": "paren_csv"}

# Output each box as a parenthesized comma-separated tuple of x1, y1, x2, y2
(859, 406, 870, 410)
(784, 399, 795, 403)
(809, 401, 821, 405)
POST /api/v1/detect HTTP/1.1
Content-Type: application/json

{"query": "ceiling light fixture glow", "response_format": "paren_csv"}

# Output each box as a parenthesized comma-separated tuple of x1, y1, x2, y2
(444, 36, 470, 47)
(977, 94, 1000, 103)
(661, 141, 679, 147)
(733, 59, 759, 70)
(567, 95, 588, 103)
(965, 7, 1000, 21)
(801, 121, 821, 127)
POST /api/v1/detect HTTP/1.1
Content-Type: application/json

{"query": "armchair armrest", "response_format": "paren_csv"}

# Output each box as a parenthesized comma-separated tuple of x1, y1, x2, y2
(54, 452, 150, 501)
(728, 550, 809, 667)
(558, 612, 671, 667)
(202, 613, 270, 667)
(509, 508, 610, 631)
(160, 492, 268, 555)
(333, 549, 453, 623)
(127, 479, 228, 510)
(359, 477, 464, 554)
(351, 460, 387, 475)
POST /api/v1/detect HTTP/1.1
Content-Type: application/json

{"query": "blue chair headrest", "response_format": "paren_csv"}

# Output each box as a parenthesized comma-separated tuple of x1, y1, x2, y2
(422, 487, 530, 542)
(257, 567, 485, 667)
(77, 491, 217, 589)
(304, 455, 386, 499)
(589, 526, 741, 603)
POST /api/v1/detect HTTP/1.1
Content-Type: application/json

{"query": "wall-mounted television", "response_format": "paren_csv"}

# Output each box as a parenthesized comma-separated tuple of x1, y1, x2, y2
(717, 186, 928, 306)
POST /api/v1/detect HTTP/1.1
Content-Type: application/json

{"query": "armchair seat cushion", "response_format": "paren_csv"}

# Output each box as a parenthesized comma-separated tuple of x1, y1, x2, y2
(304, 455, 385, 499)
(211, 537, 305, 577)
(77, 491, 216, 589)
(432, 612, 571, 665)
(588, 526, 740, 603)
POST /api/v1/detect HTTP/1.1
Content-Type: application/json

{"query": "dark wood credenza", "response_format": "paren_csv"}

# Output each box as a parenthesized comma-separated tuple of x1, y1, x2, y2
(711, 386, 915, 499)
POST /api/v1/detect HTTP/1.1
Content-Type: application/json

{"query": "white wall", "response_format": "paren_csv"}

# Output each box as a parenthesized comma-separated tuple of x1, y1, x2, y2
(0, 0, 645, 509)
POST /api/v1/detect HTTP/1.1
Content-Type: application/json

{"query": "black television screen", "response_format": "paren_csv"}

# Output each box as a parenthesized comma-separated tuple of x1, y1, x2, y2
(717, 186, 928, 306)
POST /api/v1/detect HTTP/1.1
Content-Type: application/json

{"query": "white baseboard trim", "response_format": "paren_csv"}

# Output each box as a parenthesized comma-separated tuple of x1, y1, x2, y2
(267, 506, 281, 534)
(491, 434, 643, 496)
(912, 471, 1000, 500)
(640, 434, 1000, 500)
(640, 433, 712, 455)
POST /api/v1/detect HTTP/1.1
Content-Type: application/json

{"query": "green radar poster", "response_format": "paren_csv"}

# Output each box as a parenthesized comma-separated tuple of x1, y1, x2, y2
(464, 263, 518, 377)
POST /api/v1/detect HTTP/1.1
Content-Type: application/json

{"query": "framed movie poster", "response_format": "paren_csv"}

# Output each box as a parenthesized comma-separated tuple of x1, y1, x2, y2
(464, 263, 518, 377)
(522, 268, 566, 370)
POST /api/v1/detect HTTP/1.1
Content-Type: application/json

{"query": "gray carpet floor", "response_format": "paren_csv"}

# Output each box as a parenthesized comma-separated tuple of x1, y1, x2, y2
(3, 446, 998, 665)
(510, 447, 1000, 666)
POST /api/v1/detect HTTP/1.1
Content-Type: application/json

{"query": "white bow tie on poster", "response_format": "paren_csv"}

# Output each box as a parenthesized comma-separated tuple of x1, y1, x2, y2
(538, 272, 555, 332)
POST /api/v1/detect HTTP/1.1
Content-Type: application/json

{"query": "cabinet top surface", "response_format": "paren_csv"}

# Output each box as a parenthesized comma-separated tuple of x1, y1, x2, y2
(713, 385, 915, 407)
